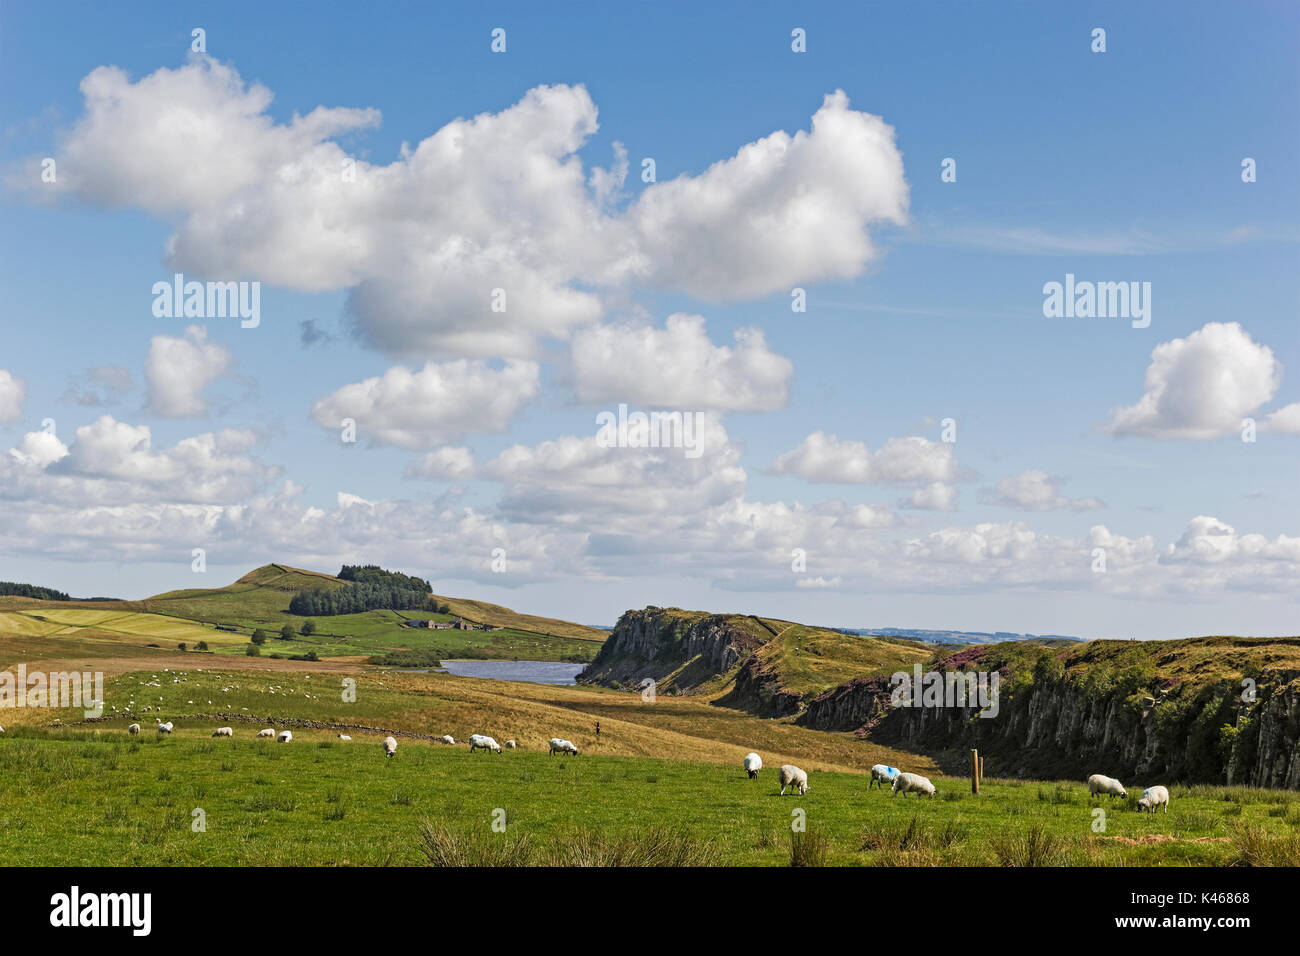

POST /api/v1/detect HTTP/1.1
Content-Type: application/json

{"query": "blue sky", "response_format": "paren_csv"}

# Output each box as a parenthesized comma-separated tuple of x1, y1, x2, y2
(0, 1, 1296, 638)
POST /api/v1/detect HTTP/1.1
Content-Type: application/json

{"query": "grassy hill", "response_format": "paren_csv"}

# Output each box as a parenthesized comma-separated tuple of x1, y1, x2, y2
(0, 564, 606, 665)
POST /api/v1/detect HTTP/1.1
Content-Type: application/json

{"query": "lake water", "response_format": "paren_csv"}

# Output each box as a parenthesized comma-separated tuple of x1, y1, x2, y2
(436, 660, 586, 686)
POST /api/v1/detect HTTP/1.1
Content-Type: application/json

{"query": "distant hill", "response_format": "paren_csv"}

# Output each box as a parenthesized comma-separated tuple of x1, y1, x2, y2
(143, 563, 606, 645)
(833, 626, 1085, 645)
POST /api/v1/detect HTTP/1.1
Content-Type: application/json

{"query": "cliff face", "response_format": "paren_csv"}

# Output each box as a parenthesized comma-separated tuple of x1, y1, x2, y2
(801, 664, 1300, 788)
(578, 608, 766, 694)
(713, 656, 803, 717)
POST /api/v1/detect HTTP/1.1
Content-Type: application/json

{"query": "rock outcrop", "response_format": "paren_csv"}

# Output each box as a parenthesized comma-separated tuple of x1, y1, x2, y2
(578, 608, 767, 694)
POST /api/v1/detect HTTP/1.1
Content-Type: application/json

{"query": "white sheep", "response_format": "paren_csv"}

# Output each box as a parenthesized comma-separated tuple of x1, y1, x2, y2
(892, 772, 936, 798)
(1136, 785, 1170, 813)
(383, 735, 397, 757)
(549, 738, 579, 756)
(1087, 773, 1127, 798)
(870, 764, 900, 790)
(255, 728, 275, 738)
(778, 765, 809, 796)
(277, 730, 292, 743)
(743, 752, 763, 779)
(440, 735, 455, 745)
(469, 734, 502, 754)
(505, 739, 517, 749)
(127, 723, 140, 735)
(212, 727, 234, 738)
(157, 722, 174, 734)
(338, 734, 352, 741)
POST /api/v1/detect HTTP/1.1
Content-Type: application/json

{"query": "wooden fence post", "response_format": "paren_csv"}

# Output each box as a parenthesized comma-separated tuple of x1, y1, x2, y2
(971, 748, 980, 794)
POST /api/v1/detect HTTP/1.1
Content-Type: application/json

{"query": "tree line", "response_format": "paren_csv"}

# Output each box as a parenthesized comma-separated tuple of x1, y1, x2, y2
(288, 565, 449, 616)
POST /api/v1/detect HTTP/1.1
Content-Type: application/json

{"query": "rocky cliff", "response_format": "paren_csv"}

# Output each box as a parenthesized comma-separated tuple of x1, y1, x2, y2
(800, 640, 1300, 788)
(577, 607, 769, 694)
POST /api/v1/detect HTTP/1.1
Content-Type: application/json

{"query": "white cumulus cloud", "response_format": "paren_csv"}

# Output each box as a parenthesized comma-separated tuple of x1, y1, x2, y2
(1107, 322, 1281, 439)
(145, 325, 235, 417)
(570, 314, 793, 411)
(311, 360, 539, 449)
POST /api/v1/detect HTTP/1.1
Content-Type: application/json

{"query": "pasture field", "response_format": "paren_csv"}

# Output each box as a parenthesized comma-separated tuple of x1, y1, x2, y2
(0, 722, 1297, 866)
(0, 665, 1297, 866)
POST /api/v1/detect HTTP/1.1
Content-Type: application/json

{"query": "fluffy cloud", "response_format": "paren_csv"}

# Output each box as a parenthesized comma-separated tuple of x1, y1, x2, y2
(570, 314, 793, 411)
(311, 360, 539, 449)
(0, 370, 27, 423)
(145, 325, 235, 417)
(2, 416, 275, 506)
(404, 446, 476, 481)
(1263, 402, 1300, 434)
(900, 482, 958, 511)
(1107, 322, 1281, 439)
(978, 470, 1104, 511)
(42, 60, 907, 359)
(630, 90, 908, 299)
(484, 415, 745, 524)
(769, 431, 959, 485)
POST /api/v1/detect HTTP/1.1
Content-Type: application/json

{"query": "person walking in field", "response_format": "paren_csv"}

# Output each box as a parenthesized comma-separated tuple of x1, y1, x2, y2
(596, 721, 600, 740)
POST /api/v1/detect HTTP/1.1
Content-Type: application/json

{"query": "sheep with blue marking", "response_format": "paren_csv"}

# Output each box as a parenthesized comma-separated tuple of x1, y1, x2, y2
(549, 738, 579, 756)
(870, 764, 900, 790)
(469, 734, 501, 754)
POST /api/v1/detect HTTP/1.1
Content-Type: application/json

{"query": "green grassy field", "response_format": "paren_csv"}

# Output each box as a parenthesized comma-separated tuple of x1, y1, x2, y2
(1, 723, 1296, 866)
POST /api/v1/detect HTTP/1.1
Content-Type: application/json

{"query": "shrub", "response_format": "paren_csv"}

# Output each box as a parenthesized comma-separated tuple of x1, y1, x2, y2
(245, 644, 260, 657)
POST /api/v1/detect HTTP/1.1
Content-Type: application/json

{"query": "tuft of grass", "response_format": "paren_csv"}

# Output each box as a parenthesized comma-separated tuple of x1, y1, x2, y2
(789, 829, 830, 867)
(989, 825, 1068, 866)
(416, 820, 535, 867)
(1229, 825, 1300, 866)
(555, 826, 721, 867)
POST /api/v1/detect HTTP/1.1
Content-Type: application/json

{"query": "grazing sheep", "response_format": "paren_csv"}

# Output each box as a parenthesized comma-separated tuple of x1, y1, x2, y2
(255, 728, 275, 738)
(469, 734, 502, 754)
(440, 735, 455, 745)
(1136, 785, 1170, 813)
(1087, 773, 1127, 799)
(778, 765, 809, 796)
(338, 734, 352, 741)
(383, 735, 397, 758)
(549, 738, 579, 756)
(276, 730, 292, 744)
(157, 722, 174, 734)
(892, 772, 936, 798)
(743, 752, 763, 779)
(505, 739, 517, 749)
(870, 764, 901, 790)
(212, 726, 233, 738)
(127, 723, 140, 735)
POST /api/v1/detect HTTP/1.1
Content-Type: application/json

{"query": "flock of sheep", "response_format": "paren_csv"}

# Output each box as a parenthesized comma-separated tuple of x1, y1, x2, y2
(751, 756, 936, 798)
(122, 718, 1169, 811)
(748, 754, 1170, 811)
